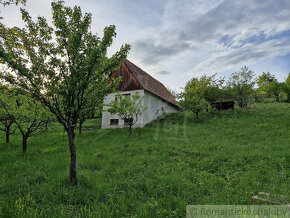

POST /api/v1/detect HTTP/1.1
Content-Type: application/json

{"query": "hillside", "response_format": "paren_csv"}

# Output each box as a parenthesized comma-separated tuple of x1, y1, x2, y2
(0, 103, 289, 217)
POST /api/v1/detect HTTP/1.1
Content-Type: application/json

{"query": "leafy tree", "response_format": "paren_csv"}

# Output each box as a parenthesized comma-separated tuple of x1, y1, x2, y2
(257, 72, 277, 90)
(0, 88, 16, 143)
(179, 92, 207, 120)
(107, 92, 146, 137)
(282, 73, 290, 103)
(257, 72, 277, 97)
(12, 95, 53, 153)
(257, 72, 284, 102)
(227, 66, 256, 108)
(179, 78, 208, 120)
(267, 81, 283, 102)
(204, 78, 226, 106)
(0, 1, 130, 183)
(184, 75, 225, 106)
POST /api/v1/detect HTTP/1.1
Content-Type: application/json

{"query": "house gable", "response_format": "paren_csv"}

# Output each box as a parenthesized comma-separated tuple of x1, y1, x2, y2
(109, 60, 179, 109)
(108, 61, 143, 91)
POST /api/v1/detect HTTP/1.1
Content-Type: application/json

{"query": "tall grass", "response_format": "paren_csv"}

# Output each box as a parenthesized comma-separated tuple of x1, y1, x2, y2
(0, 103, 289, 217)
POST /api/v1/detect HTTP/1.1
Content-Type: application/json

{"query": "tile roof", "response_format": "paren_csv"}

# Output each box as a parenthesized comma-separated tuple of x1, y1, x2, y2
(124, 60, 179, 108)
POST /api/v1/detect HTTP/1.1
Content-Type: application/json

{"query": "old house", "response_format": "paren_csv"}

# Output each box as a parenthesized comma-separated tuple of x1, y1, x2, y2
(102, 60, 180, 128)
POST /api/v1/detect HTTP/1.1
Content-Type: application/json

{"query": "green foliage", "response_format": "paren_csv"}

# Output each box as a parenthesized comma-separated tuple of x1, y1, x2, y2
(282, 73, 290, 102)
(0, 102, 289, 217)
(78, 76, 121, 133)
(179, 75, 220, 119)
(1, 92, 53, 152)
(257, 72, 284, 102)
(184, 74, 225, 105)
(179, 93, 207, 120)
(0, 0, 26, 6)
(267, 81, 283, 102)
(0, 87, 16, 143)
(108, 92, 145, 121)
(107, 92, 146, 136)
(227, 66, 256, 108)
(0, 1, 130, 183)
(12, 95, 53, 135)
(257, 72, 277, 94)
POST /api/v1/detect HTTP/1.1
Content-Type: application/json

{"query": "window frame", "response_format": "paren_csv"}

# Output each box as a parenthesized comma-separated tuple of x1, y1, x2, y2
(110, 119, 119, 126)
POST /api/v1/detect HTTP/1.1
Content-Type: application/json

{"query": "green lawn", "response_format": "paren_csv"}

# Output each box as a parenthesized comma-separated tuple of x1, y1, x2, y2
(0, 103, 289, 217)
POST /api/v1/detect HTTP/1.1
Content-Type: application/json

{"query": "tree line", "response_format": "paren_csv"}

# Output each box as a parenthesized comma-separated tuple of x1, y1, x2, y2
(179, 67, 290, 120)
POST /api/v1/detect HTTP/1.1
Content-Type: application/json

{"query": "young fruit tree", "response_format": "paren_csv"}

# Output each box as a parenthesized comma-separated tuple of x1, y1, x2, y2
(179, 77, 209, 120)
(179, 92, 208, 120)
(267, 81, 283, 102)
(107, 92, 146, 137)
(185, 75, 226, 107)
(13, 94, 53, 153)
(0, 1, 130, 183)
(0, 88, 16, 143)
(227, 66, 256, 108)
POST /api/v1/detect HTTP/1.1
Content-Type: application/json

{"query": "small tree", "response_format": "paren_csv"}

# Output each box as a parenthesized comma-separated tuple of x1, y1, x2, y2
(0, 88, 16, 143)
(267, 81, 283, 102)
(228, 66, 256, 108)
(257, 72, 277, 95)
(184, 75, 225, 106)
(179, 92, 207, 120)
(107, 92, 146, 137)
(0, 1, 130, 183)
(257, 72, 283, 101)
(4, 94, 53, 153)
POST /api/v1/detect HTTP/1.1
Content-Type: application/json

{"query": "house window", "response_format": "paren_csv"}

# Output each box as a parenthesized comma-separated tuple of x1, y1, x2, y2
(110, 119, 119, 125)
(123, 93, 131, 98)
(124, 118, 133, 125)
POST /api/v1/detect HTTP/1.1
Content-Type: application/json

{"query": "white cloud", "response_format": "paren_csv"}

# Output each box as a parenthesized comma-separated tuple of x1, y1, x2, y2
(187, 38, 290, 76)
(1, 0, 290, 90)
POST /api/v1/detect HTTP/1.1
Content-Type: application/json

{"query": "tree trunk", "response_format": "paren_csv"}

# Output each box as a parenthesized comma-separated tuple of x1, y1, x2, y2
(5, 126, 10, 143)
(22, 136, 27, 153)
(195, 112, 199, 120)
(129, 125, 132, 138)
(68, 127, 77, 184)
(79, 118, 85, 134)
(275, 94, 279, 102)
(79, 122, 82, 134)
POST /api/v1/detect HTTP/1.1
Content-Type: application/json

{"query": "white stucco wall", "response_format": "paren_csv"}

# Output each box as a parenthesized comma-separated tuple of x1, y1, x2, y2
(101, 89, 179, 129)
(143, 91, 179, 124)
(101, 90, 145, 129)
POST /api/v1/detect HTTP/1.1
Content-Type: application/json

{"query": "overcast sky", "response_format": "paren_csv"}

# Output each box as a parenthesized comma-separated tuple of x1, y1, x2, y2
(1, 0, 290, 91)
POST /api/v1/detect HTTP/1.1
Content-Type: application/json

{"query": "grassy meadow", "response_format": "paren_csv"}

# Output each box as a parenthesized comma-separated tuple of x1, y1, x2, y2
(0, 102, 289, 217)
